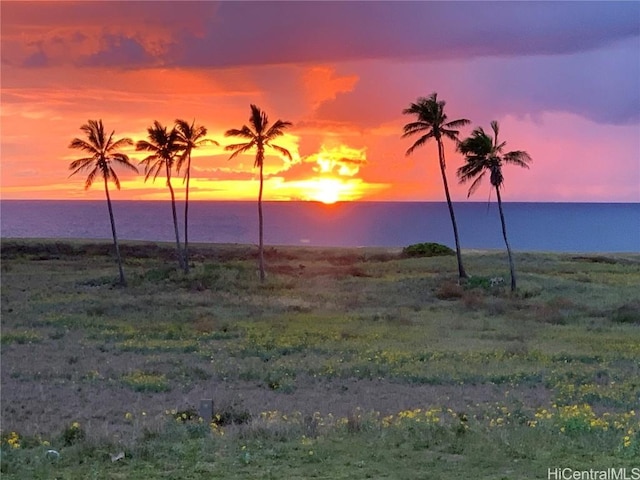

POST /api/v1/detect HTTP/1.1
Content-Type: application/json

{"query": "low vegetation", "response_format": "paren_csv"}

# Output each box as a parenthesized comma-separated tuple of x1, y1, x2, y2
(402, 242, 455, 258)
(1, 239, 639, 478)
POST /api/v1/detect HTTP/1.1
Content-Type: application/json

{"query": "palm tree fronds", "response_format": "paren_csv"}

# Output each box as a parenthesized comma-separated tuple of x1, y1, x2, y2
(69, 138, 99, 154)
(444, 118, 471, 129)
(135, 140, 159, 153)
(503, 150, 532, 168)
(249, 104, 268, 133)
(84, 167, 98, 190)
(225, 126, 255, 140)
(138, 157, 161, 182)
(110, 137, 134, 150)
(404, 134, 433, 156)
(104, 130, 116, 151)
(68, 157, 97, 174)
(79, 120, 103, 150)
(457, 131, 493, 157)
(108, 166, 122, 190)
(225, 141, 256, 160)
(268, 143, 293, 160)
(464, 171, 486, 197)
(111, 154, 139, 173)
(457, 157, 486, 182)
(490, 120, 500, 141)
(401, 121, 431, 137)
(144, 161, 163, 183)
(441, 128, 463, 142)
(265, 120, 293, 138)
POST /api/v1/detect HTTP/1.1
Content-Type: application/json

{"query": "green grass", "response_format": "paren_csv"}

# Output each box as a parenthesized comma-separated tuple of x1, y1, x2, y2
(1, 330, 42, 345)
(1, 239, 639, 478)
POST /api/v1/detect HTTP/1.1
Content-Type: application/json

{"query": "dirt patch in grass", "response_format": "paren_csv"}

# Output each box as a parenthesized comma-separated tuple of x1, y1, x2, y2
(1, 367, 552, 440)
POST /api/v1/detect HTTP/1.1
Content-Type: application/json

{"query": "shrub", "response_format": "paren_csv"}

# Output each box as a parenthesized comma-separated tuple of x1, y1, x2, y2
(435, 282, 463, 300)
(402, 242, 454, 258)
(121, 371, 170, 393)
(214, 403, 252, 426)
(611, 302, 640, 324)
(61, 422, 86, 446)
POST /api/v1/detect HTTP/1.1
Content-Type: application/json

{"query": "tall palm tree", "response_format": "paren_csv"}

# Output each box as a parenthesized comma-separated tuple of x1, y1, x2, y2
(402, 93, 470, 279)
(225, 105, 292, 282)
(457, 121, 532, 291)
(175, 119, 218, 273)
(136, 121, 186, 271)
(68, 119, 138, 286)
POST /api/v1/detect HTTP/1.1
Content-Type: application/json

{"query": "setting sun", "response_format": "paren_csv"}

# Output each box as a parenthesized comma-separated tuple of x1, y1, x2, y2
(311, 178, 346, 204)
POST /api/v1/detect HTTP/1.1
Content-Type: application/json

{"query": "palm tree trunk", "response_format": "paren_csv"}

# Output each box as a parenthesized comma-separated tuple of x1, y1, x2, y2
(183, 152, 191, 274)
(496, 187, 516, 291)
(258, 160, 265, 282)
(166, 165, 185, 272)
(104, 177, 126, 286)
(437, 138, 467, 279)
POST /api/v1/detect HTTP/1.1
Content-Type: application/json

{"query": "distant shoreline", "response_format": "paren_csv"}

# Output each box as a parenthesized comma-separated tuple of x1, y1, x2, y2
(2, 238, 639, 259)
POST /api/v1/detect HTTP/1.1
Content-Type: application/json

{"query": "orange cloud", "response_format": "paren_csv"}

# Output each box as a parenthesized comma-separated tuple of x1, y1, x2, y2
(306, 144, 367, 177)
(302, 66, 359, 108)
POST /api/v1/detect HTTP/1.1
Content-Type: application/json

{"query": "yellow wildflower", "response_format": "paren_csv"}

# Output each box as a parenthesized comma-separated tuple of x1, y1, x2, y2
(7, 431, 20, 449)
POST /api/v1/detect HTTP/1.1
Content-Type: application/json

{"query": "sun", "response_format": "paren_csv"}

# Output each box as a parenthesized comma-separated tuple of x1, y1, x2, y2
(311, 178, 345, 204)
(276, 176, 366, 203)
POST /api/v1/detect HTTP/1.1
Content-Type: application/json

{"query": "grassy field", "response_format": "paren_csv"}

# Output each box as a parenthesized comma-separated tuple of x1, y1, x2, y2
(1, 239, 639, 479)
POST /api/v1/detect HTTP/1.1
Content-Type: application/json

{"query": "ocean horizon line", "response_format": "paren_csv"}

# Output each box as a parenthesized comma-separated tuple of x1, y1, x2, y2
(2, 199, 638, 205)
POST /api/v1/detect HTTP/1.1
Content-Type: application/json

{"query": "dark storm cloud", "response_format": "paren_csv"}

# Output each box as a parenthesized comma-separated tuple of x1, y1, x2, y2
(3, 1, 637, 68)
(312, 35, 640, 127)
(80, 34, 155, 67)
(171, 1, 639, 67)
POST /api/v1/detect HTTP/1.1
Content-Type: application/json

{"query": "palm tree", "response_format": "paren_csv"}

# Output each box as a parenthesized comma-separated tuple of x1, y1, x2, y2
(225, 105, 292, 282)
(457, 121, 532, 291)
(402, 93, 470, 279)
(68, 119, 138, 286)
(175, 119, 218, 273)
(136, 121, 186, 271)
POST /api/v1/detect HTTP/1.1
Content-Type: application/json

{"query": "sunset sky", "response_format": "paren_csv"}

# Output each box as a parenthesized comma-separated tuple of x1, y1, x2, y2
(1, 1, 639, 203)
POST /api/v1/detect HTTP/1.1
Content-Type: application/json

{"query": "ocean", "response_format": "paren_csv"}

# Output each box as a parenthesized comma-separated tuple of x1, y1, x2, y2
(1, 200, 638, 253)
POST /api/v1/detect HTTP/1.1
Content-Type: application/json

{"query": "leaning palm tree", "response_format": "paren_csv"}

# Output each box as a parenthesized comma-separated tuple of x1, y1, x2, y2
(402, 93, 470, 279)
(457, 121, 532, 291)
(175, 119, 218, 273)
(225, 105, 292, 282)
(68, 119, 138, 286)
(136, 121, 186, 271)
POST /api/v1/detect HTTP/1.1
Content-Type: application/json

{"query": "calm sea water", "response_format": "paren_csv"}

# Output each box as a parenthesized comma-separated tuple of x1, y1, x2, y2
(1, 200, 638, 253)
